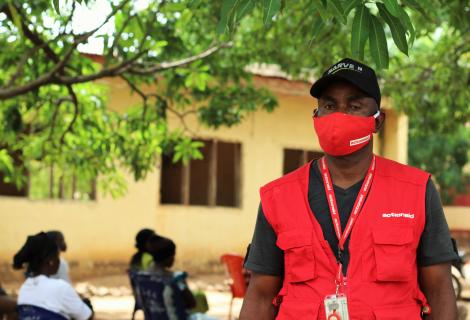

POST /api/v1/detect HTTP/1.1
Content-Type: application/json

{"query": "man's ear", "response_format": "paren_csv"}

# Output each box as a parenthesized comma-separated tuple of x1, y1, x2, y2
(375, 111, 385, 133)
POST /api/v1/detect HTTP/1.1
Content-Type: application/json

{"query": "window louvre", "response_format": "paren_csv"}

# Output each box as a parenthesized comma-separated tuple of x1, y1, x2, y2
(160, 139, 241, 208)
(283, 148, 323, 174)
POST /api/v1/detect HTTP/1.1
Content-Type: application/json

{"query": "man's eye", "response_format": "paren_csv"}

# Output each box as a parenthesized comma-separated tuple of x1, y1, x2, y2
(324, 104, 334, 109)
(351, 105, 362, 110)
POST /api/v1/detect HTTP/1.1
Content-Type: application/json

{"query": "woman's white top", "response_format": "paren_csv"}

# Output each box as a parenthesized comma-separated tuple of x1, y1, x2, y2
(18, 275, 91, 320)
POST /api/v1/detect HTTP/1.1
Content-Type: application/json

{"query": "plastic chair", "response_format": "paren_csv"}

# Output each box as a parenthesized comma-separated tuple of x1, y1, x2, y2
(18, 304, 68, 320)
(133, 271, 189, 320)
(220, 254, 247, 320)
(128, 269, 143, 320)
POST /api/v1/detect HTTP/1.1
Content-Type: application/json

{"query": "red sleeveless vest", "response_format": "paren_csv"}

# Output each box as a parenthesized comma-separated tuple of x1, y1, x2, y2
(260, 156, 430, 320)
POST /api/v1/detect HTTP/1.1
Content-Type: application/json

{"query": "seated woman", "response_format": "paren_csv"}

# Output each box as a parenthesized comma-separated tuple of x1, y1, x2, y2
(149, 238, 215, 320)
(13, 232, 92, 320)
(151, 238, 196, 314)
(129, 228, 161, 271)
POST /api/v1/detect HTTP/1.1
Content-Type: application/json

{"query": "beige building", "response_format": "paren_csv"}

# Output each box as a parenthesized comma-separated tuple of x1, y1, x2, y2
(0, 71, 464, 276)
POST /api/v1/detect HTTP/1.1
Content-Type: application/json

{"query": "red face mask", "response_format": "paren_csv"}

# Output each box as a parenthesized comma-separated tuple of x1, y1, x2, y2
(313, 111, 380, 156)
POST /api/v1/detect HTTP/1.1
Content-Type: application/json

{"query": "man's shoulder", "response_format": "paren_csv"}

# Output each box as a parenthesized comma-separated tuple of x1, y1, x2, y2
(376, 156, 430, 185)
(261, 162, 310, 194)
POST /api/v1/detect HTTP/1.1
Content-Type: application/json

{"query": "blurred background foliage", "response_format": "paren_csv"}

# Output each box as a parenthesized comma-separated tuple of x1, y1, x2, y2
(0, 0, 468, 203)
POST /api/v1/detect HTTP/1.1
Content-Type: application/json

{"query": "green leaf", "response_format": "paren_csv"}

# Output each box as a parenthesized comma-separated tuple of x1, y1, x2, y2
(164, 3, 186, 12)
(0, 150, 14, 176)
(369, 15, 389, 68)
(383, 0, 401, 17)
(53, 0, 60, 15)
(192, 149, 203, 160)
(172, 152, 182, 163)
(191, 141, 204, 148)
(263, 0, 282, 26)
(309, 18, 325, 48)
(152, 40, 168, 51)
(235, 0, 255, 22)
(216, 0, 240, 34)
(7, 1, 23, 35)
(377, 3, 408, 55)
(129, 18, 144, 41)
(397, 8, 415, 46)
(344, 0, 362, 15)
(351, 5, 370, 60)
(328, 0, 346, 24)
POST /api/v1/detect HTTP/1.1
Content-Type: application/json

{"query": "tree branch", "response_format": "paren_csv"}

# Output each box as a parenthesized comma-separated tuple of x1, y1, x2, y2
(76, 0, 131, 39)
(2, 4, 61, 64)
(59, 85, 79, 145)
(104, 13, 135, 64)
(0, 0, 131, 99)
(61, 1, 76, 34)
(7, 44, 45, 87)
(0, 41, 77, 99)
(166, 105, 197, 136)
(57, 50, 147, 85)
(0, 3, 230, 101)
(129, 42, 233, 75)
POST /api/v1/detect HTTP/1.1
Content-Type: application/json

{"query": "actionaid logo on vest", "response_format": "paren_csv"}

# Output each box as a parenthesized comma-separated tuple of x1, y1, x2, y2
(382, 212, 415, 219)
(327, 62, 363, 75)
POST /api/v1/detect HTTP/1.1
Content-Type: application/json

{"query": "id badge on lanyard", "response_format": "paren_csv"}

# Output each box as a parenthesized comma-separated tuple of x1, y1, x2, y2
(319, 156, 376, 320)
(324, 294, 349, 320)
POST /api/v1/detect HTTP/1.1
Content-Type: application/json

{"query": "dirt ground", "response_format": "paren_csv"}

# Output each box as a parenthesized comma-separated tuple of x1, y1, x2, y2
(2, 272, 241, 320)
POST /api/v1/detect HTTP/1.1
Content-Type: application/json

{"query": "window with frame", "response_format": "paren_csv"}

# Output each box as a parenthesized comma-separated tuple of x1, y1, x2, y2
(283, 148, 323, 175)
(160, 139, 241, 207)
(0, 178, 27, 197)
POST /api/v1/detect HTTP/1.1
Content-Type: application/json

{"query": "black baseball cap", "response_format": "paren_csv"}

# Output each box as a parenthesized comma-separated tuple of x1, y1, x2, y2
(310, 58, 381, 107)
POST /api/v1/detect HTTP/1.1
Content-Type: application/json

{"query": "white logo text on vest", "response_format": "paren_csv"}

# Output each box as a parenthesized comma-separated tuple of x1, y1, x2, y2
(382, 212, 415, 219)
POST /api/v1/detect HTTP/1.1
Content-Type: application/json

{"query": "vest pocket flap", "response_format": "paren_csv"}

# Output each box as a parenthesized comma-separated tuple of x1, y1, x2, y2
(372, 226, 413, 245)
(277, 230, 316, 283)
(276, 229, 312, 250)
(372, 226, 414, 282)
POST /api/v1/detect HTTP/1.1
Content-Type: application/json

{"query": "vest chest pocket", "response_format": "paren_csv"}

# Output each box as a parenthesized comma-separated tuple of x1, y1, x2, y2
(277, 230, 316, 283)
(372, 226, 415, 282)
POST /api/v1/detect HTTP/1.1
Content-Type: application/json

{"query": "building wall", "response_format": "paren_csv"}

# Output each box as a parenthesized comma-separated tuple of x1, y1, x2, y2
(445, 207, 470, 229)
(0, 76, 410, 272)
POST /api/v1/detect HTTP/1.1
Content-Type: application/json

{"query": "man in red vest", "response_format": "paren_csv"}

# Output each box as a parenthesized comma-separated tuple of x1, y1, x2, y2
(240, 58, 458, 319)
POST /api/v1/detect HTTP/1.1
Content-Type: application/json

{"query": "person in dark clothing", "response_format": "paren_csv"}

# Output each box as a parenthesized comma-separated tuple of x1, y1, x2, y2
(13, 232, 60, 277)
(150, 238, 197, 315)
(130, 228, 159, 270)
(240, 58, 457, 320)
